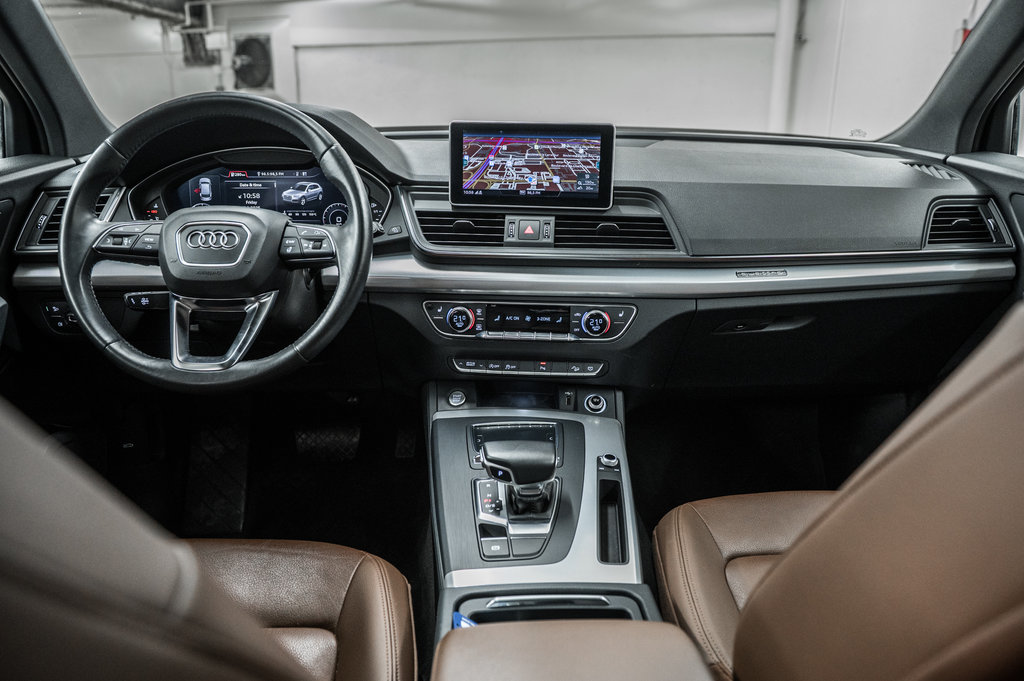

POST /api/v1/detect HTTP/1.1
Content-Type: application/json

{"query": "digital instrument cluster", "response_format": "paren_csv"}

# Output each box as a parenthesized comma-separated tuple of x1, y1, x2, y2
(169, 166, 387, 226)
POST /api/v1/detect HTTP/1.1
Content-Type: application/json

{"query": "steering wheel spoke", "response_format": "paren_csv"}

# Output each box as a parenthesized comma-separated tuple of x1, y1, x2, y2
(170, 292, 278, 371)
(92, 220, 164, 259)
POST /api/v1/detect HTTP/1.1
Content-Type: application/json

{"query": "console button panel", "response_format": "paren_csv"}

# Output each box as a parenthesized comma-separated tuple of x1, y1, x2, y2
(41, 301, 80, 333)
(424, 300, 636, 341)
(451, 358, 605, 377)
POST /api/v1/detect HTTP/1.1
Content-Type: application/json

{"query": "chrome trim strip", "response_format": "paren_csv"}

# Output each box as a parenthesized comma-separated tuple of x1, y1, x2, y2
(484, 594, 611, 608)
(358, 255, 1015, 298)
(434, 407, 643, 588)
(12, 256, 1015, 295)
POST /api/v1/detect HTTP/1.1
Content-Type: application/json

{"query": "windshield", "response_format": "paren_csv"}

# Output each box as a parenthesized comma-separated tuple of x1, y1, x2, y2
(41, 0, 991, 139)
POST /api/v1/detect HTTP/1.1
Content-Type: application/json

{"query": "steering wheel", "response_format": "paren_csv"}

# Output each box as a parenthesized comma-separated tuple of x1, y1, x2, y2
(59, 92, 371, 391)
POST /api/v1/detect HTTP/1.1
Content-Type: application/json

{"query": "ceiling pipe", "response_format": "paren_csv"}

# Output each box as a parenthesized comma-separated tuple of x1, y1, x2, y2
(768, 0, 800, 133)
(79, 0, 187, 24)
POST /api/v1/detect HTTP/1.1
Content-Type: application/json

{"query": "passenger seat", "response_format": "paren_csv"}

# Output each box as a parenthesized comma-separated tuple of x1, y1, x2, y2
(654, 300, 1024, 681)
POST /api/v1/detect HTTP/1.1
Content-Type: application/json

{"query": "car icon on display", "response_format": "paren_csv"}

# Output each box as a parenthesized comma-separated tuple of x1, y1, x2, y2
(282, 181, 323, 205)
(198, 177, 212, 202)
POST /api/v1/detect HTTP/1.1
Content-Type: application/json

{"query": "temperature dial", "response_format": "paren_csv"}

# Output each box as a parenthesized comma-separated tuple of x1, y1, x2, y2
(580, 310, 612, 337)
(446, 307, 476, 334)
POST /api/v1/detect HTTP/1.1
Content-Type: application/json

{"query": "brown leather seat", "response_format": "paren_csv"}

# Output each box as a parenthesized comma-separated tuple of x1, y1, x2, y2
(189, 539, 415, 681)
(0, 402, 416, 681)
(655, 300, 1024, 681)
(653, 490, 835, 679)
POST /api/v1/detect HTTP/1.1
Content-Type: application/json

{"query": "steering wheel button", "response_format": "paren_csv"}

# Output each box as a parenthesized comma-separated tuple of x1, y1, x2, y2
(280, 237, 300, 257)
(131, 234, 161, 255)
(112, 223, 149, 234)
(124, 292, 169, 311)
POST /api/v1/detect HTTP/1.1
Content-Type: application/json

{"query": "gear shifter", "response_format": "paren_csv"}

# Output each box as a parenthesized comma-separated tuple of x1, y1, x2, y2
(481, 439, 557, 516)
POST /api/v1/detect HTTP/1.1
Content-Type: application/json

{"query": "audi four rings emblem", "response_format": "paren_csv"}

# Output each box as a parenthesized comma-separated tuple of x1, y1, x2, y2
(185, 230, 240, 249)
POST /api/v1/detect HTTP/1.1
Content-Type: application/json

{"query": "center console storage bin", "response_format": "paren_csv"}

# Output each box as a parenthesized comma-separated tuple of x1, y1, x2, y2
(457, 593, 642, 623)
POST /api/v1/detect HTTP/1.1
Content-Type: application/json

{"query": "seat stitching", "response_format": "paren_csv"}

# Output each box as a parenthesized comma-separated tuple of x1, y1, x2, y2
(651, 532, 679, 627)
(333, 552, 368, 681)
(367, 554, 397, 681)
(686, 505, 735, 675)
(377, 556, 400, 681)
(674, 506, 731, 674)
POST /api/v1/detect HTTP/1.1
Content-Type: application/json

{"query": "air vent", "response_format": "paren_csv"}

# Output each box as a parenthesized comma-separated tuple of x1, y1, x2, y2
(902, 162, 961, 180)
(554, 214, 675, 249)
(926, 202, 996, 245)
(30, 191, 116, 247)
(416, 210, 505, 246)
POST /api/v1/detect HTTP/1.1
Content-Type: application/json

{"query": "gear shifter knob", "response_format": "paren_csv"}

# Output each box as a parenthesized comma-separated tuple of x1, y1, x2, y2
(481, 439, 556, 493)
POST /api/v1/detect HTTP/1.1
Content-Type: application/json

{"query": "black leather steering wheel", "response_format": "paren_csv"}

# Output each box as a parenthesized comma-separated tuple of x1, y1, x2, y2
(59, 92, 371, 391)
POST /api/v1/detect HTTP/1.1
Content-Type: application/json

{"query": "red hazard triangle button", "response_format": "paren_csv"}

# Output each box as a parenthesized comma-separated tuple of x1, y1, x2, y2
(518, 219, 541, 240)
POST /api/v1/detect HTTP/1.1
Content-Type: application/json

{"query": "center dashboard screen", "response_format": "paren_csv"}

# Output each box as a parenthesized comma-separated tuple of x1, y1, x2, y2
(172, 166, 384, 226)
(449, 122, 614, 210)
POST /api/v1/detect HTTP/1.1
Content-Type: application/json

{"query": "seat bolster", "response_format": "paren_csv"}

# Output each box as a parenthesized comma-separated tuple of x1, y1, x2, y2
(188, 539, 365, 629)
(268, 628, 337, 681)
(654, 491, 835, 681)
(725, 555, 777, 610)
(654, 503, 743, 681)
(190, 539, 416, 681)
(334, 552, 417, 681)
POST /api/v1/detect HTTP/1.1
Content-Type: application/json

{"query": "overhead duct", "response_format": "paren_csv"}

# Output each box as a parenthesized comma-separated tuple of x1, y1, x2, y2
(79, 0, 187, 24)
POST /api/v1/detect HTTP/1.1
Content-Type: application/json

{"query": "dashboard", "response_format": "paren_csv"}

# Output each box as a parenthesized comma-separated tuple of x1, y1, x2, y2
(5, 106, 1021, 398)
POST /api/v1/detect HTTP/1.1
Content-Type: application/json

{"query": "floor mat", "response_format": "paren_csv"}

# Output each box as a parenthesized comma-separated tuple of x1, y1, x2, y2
(625, 393, 908, 532)
(627, 397, 830, 532)
(240, 392, 435, 677)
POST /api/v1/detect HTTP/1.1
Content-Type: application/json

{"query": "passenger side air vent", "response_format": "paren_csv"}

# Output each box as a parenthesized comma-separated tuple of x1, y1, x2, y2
(20, 190, 118, 250)
(416, 210, 505, 246)
(925, 201, 998, 246)
(554, 214, 675, 249)
(902, 162, 961, 180)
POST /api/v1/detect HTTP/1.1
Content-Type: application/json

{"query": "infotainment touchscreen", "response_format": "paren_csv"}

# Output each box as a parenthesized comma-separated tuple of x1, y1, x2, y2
(449, 122, 614, 210)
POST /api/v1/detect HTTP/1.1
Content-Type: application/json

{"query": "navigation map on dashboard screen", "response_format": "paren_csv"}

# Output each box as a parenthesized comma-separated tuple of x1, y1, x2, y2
(460, 134, 600, 196)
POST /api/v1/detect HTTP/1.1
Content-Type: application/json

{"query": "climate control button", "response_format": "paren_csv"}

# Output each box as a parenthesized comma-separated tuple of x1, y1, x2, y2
(580, 310, 612, 337)
(446, 306, 476, 333)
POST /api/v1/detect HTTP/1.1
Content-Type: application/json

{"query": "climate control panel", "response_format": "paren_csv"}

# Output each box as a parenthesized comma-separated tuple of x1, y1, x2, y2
(423, 301, 637, 341)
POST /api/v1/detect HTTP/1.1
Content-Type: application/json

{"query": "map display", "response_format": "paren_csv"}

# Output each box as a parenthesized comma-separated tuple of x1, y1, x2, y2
(461, 134, 600, 196)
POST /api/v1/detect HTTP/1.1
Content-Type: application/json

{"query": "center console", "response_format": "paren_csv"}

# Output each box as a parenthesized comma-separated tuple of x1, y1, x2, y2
(426, 380, 660, 641)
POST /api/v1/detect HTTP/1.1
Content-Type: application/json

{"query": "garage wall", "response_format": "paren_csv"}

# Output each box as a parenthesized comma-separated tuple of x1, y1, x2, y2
(792, 0, 992, 139)
(42, 0, 990, 139)
(294, 36, 774, 130)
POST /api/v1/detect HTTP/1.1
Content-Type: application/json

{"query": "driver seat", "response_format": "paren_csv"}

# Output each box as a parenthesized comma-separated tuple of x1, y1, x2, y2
(0, 401, 415, 681)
